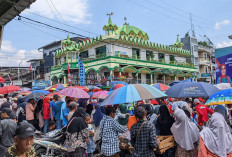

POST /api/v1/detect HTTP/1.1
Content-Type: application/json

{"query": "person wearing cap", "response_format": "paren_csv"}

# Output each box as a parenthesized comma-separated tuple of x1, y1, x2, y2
(11, 97, 18, 116)
(0, 108, 17, 156)
(194, 98, 214, 126)
(130, 105, 158, 157)
(4, 122, 35, 157)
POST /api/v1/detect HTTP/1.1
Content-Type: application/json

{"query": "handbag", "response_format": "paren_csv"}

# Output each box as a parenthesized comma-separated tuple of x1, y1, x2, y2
(95, 120, 106, 152)
(136, 121, 146, 142)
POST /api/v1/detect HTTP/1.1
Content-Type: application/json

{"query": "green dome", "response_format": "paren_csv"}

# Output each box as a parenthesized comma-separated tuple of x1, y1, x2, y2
(115, 24, 149, 41)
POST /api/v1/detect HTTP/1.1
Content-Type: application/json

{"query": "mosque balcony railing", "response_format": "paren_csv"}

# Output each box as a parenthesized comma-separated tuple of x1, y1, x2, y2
(52, 53, 196, 69)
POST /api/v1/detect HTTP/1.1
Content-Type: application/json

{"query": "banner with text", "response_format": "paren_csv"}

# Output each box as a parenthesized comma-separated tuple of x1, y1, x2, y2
(78, 57, 85, 86)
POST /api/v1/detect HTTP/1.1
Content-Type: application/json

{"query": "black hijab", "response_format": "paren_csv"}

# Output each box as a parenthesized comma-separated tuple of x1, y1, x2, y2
(157, 105, 174, 135)
(86, 103, 93, 115)
(67, 107, 87, 134)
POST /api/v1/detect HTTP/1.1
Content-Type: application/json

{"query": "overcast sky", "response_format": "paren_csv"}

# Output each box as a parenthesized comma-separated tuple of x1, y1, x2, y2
(1, 0, 232, 66)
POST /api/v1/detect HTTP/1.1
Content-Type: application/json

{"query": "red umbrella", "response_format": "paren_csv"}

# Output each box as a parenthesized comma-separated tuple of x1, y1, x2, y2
(0, 76, 5, 83)
(0, 85, 21, 94)
(114, 84, 125, 90)
(92, 88, 101, 92)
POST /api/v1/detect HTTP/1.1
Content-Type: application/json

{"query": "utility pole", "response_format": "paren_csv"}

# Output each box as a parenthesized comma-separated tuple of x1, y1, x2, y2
(190, 13, 195, 37)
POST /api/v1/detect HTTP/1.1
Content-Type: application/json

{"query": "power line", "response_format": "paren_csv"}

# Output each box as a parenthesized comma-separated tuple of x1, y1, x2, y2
(24, 10, 98, 36)
(17, 15, 87, 38)
(127, 0, 232, 33)
(48, 0, 67, 24)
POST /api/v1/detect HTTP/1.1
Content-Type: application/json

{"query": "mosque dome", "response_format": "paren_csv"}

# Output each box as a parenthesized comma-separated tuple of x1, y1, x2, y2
(115, 24, 149, 41)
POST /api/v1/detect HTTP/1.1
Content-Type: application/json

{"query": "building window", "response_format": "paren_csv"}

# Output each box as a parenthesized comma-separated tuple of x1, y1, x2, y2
(205, 66, 208, 73)
(79, 51, 89, 58)
(170, 55, 175, 63)
(132, 48, 140, 59)
(158, 53, 165, 62)
(96, 46, 106, 58)
(72, 53, 76, 59)
(64, 56, 66, 63)
(146, 50, 153, 60)
(204, 53, 207, 60)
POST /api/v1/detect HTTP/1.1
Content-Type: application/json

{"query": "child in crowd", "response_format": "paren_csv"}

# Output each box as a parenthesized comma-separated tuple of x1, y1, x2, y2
(85, 113, 95, 157)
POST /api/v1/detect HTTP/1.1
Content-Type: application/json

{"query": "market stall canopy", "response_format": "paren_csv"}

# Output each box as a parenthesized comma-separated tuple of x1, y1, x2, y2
(166, 82, 220, 98)
(23, 92, 46, 101)
(101, 84, 166, 106)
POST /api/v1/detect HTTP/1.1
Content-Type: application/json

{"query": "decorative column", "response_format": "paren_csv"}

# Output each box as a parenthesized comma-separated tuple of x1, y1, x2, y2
(110, 69, 114, 82)
(150, 73, 153, 84)
(163, 75, 166, 84)
(174, 75, 177, 81)
(66, 53, 68, 63)
(64, 75, 67, 84)
(136, 72, 139, 84)
(184, 75, 186, 80)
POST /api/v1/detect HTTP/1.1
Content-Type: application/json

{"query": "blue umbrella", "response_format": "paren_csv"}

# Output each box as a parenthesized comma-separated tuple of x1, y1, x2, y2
(165, 82, 219, 98)
(169, 81, 181, 87)
(109, 81, 127, 86)
(88, 91, 94, 97)
(56, 84, 65, 90)
(32, 90, 49, 95)
(101, 84, 166, 106)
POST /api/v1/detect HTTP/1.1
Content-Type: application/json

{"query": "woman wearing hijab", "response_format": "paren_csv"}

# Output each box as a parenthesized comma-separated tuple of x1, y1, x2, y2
(171, 108, 199, 157)
(92, 103, 104, 145)
(66, 108, 89, 157)
(118, 104, 129, 126)
(198, 112, 232, 157)
(157, 105, 175, 135)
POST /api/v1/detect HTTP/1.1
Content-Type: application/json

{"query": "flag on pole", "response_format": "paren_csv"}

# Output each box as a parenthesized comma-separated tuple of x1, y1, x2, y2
(68, 63, 71, 85)
(78, 56, 85, 86)
(8, 74, 13, 85)
(28, 63, 32, 72)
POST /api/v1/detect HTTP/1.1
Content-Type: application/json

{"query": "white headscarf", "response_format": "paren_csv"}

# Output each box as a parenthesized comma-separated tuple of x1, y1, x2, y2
(172, 101, 188, 111)
(171, 108, 199, 151)
(200, 112, 232, 157)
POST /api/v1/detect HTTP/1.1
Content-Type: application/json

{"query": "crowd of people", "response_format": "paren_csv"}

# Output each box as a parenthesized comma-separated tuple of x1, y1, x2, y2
(0, 92, 232, 157)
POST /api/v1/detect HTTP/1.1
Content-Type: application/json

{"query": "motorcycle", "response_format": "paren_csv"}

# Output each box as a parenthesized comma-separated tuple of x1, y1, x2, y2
(34, 128, 68, 156)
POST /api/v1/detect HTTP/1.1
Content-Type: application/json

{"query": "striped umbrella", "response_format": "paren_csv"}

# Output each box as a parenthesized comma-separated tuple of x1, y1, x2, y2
(18, 91, 31, 95)
(92, 91, 109, 99)
(101, 84, 166, 106)
(205, 89, 232, 105)
(152, 83, 169, 92)
(74, 86, 89, 92)
(59, 87, 90, 98)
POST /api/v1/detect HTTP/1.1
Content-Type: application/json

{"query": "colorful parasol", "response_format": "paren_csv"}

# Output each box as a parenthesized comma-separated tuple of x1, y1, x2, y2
(18, 91, 31, 95)
(74, 86, 89, 92)
(152, 83, 169, 92)
(92, 91, 109, 99)
(205, 88, 232, 105)
(109, 81, 127, 86)
(59, 87, 90, 98)
(0, 85, 21, 94)
(101, 84, 166, 106)
(47, 92, 64, 98)
(113, 84, 125, 90)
